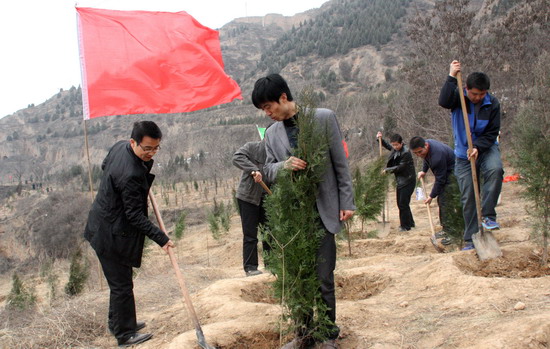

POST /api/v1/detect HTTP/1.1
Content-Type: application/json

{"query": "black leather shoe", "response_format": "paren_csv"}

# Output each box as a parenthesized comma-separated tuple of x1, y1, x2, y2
(109, 321, 146, 335)
(118, 333, 152, 347)
(136, 321, 146, 332)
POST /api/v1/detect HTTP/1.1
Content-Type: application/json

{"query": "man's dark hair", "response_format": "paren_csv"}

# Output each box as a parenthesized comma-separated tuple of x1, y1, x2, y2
(409, 136, 426, 150)
(251, 74, 294, 109)
(466, 72, 490, 91)
(389, 134, 403, 143)
(131, 121, 162, 143)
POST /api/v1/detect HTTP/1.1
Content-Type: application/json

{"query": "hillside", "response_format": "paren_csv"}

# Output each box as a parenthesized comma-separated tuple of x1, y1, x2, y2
(0, 0, 549, 347)
(0, 0, 416, 187)
(0, 172, 548, 348)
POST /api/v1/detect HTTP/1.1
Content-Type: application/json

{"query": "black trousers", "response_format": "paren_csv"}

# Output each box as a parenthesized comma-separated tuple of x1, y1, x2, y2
(396, 181, 415, 230)
(317, 231, 338, 339)
(97, 254, 137, 345)
(237, 198, 270, 272)
(298, 229, 339, 341)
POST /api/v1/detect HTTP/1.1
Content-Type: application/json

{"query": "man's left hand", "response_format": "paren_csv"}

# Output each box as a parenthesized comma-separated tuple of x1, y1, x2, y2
(162, 240, 175, 253)
(340, 210, 355, 221)
(467, 147, 479, 161)
(424, 197, 433, 205)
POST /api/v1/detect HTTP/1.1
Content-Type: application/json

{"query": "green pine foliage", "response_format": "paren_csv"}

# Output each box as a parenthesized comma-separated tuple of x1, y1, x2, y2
(7, 273, 36, 310)
(174, 211, 187, 240)
(64, 249, 89, 296)
(439, 175, 465, 245)
(510, 54, 550, 265)
(256, 0, 410, 73)
(208, 199, 231, 240)
(264, 92, 334, 342)
(354, 157, 389, 232)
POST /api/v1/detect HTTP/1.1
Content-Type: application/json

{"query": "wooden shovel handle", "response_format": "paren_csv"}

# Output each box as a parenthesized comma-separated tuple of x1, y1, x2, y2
(456, 72, 484, 232)
(420, 177, 436, 235)
(259, 180, 272, 195)
(148, 191, 202, 331)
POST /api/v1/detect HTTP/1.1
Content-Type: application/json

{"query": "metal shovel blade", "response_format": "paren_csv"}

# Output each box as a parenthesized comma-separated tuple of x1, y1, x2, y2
(196, 329, 216, 349)
(472, 230, 502, 260)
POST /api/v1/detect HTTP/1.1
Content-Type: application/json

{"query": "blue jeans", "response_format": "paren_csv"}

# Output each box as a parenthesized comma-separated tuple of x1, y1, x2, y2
(454, 144, 504, 241)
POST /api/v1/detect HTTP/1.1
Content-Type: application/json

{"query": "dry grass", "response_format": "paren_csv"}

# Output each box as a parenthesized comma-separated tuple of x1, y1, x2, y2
(0, 297, 106, 349)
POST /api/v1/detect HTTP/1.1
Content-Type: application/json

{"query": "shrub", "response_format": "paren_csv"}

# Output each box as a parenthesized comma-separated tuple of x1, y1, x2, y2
(174, 211, 187, 240)
(6, 273, 36, 310)
(511, 54, 550, 265)
(65, 249, 89, 296)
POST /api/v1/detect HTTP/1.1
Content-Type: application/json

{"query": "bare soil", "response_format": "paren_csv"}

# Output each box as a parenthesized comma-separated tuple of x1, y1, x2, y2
(0, 178, 548, 349)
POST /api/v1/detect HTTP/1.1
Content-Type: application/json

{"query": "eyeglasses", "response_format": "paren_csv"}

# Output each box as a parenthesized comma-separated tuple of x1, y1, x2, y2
(138, 144, 161, 153)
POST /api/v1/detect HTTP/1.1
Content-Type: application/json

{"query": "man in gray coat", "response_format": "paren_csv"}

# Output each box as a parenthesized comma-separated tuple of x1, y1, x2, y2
(252, 74, 355, 349)
(232, 139, 271, 276)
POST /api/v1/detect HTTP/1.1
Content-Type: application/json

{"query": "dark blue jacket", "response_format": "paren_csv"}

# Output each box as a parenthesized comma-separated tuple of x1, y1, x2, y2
(421, 139, 455, 199)
(438, 75, 501, 160)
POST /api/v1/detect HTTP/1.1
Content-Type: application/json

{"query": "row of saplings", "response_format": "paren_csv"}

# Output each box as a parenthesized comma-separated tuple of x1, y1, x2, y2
(6, 249, 88, 310)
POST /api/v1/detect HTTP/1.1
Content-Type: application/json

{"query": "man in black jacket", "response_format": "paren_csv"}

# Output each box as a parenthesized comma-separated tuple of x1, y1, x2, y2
(377, 132, 416, 231)
(84, 121, 173, 347)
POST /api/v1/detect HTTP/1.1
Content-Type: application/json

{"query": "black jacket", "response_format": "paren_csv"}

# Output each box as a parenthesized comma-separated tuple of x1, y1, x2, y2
(380, 139, 416, 188)
(84, 141, 169, 267)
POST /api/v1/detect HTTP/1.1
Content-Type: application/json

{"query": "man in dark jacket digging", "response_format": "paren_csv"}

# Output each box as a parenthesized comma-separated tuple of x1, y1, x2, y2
(84, 121, 174, 347)
(410, 136, 460, 245)
(377, 131, 416, 232)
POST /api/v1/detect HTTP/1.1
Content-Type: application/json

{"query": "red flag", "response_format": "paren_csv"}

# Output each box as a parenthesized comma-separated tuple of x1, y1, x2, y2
(76, 7, 242, 119)
(342, 139, 349, 158)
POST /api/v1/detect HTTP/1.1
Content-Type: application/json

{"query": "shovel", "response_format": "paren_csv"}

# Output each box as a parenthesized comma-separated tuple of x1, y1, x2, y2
(456, 71, 502, 260)
(421, 178, 444, 253)
(377, 134, 391, 237)
(149, 192, 216, 349)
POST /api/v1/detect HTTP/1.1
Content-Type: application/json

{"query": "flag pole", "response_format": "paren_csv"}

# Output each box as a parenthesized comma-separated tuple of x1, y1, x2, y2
(83, 119, 103, 291)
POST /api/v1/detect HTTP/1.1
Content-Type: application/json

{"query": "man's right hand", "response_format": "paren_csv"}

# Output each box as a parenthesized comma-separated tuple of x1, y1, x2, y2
(377, 131, 382, 139)
(418, 171, 426, 179)
(449, 60, 461, 77)
(284, 156, 307, 171)
(162, 240, 175, 253)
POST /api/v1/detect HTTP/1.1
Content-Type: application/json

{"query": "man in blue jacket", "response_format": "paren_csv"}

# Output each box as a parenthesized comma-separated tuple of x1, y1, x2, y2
(438, 60, 504, 250)
(84, 121, 174, 347)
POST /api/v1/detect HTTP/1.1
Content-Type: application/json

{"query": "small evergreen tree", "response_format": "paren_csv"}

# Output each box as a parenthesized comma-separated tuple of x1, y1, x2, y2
(511, 54, 550, 265)
(7, 273, 36, 309)
(174, 211, 187, 240)
(264, 91, 333, 342)
(65, 248, 89, 296)
(207, 199, 231, 240)
(439, 175, 465, 246)
(354, 157, 389, 233)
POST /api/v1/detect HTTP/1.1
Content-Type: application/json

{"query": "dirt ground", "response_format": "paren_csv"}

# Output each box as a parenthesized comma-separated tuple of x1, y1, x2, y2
(0, 178, 549, 348)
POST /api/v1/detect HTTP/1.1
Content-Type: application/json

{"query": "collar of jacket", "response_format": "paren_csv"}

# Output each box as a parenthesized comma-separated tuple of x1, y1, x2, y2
(125, 141, 154, 172)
